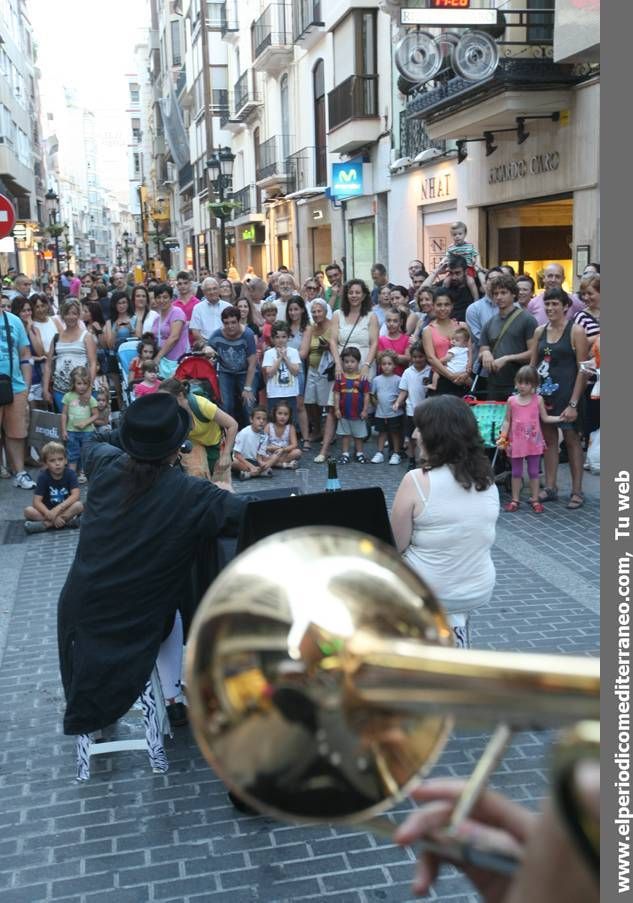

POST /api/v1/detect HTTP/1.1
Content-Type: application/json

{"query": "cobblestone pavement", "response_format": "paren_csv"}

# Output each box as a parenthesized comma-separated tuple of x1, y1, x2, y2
(0, 454, 600, 903)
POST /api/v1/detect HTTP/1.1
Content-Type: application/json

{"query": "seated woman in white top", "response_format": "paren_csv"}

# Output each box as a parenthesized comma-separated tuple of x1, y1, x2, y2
(390, 395, 499, 648)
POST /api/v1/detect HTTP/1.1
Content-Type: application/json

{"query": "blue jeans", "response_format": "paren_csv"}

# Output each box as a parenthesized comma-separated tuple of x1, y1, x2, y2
(217, 370, 253, 427)
(66, 430, 91, 466)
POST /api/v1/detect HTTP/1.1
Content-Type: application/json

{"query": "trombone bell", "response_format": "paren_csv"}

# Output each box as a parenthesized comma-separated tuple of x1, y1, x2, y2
(185, 528, 599, 826)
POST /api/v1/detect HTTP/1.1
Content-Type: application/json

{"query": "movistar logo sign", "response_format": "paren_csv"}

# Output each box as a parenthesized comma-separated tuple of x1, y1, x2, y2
(331, 163, 364, 199)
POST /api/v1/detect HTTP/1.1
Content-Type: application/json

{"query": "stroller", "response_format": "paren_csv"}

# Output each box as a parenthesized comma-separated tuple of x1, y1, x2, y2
(464, 395, 511, 489)
(174, 351, 221, 404)
(116, 339, 141, 407)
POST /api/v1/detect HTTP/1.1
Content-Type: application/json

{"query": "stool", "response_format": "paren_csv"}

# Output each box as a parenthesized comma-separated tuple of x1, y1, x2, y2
(75, 668, 170, 781)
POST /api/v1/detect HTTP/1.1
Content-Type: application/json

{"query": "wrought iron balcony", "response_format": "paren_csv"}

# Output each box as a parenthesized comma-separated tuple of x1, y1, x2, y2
(285, 145, 327, 194)
(252, 4, 293, 74)
(402, 7, 598, 133)
(233, 70, 263, 120)
(399, 112, 446, 160)
(328, 74, 379, 132)
(220, 0, 239, 37)
(292, 0, 324, 44)
(229, 184, 261, 221)
(256, 135, 293, 183)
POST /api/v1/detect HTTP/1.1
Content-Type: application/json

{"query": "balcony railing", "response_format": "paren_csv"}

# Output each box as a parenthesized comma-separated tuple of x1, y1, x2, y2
(292, 0, 323, 42)
(328, 75, 378, 132)
(211, 88, 229, 115)
(403, 8, 595, 122)
(229, 184, 260, 220)
(220, 0, 239, 34)
(399, 113, 446, 159)
(233, 69, 262, 118)
(256, 135, 293, 182)
(253, 4, 291, 60)
(285, 145, 327, 193)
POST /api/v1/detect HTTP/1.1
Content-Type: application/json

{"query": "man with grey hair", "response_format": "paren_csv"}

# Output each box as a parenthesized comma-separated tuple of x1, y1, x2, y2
(527, 263, 584, 326)
(190, 277, 231, 343)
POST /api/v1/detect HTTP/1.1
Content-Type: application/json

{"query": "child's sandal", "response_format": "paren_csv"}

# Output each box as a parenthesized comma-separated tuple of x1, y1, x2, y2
(503, 500, 520, 512)
(528, 498, 545, 513)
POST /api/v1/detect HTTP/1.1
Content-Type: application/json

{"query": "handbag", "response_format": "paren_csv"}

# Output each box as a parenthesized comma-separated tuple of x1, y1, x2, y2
(27, 408, 63, 450)
(322, 316, 362, 381)
(0, 311, 15, 406)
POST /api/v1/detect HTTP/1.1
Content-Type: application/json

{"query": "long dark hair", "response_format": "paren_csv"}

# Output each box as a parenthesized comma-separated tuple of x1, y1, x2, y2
(131, 285, 150, 323)
(109, 290, 133, 322)
(413, 396, 493, 491)
(121, 458, 170, 510)
(286, 295, 309, 331)
(82, 300, 105, 327)
(341, 279, 372, 317)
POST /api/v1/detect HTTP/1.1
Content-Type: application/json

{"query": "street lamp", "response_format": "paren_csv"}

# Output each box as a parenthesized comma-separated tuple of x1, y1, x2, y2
(122, 231, 132, 271)
(44, 188, 62, 285)
(206, 145, 235, 273)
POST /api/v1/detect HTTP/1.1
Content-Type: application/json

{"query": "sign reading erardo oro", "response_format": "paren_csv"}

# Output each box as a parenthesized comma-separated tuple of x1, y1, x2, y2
(489, 151, 561, 185)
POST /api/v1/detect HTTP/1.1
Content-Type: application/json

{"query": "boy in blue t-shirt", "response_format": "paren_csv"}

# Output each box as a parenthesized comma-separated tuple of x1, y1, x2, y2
(23, 441, 84, 534)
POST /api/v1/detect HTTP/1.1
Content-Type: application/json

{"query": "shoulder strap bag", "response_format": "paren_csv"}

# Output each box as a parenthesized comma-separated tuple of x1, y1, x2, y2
(0, 311, 15, 406)
(490, 307, 523, 353)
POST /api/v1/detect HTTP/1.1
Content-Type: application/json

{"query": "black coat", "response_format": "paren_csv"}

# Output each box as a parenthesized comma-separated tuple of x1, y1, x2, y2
(58, 440, 246, 735)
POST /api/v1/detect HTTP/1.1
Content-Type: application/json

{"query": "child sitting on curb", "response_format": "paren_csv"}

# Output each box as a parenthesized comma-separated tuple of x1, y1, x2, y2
(23, 441, 84, 534)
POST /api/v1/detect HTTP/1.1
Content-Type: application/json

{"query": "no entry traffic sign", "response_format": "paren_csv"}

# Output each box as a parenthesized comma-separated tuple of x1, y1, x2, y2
(0, 194, 16, 240)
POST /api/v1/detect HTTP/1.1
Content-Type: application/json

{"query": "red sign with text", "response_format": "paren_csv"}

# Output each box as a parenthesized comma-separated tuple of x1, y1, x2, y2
(430, 0, 471, 7)
(0, 194, 16, 240)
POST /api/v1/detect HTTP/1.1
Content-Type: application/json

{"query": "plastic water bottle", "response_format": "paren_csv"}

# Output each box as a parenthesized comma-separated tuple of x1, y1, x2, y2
(325, 459, 341, 492)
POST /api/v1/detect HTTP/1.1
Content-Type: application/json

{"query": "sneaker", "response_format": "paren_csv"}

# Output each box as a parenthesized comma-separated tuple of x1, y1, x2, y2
(389, 453, 401, 465)
(337, 453, 350, 465)
(14, 471, 36, 490)
(77, 472, 88, 485)
(24, 520, 48, 535)
(355, 452, 366, 464)
(370, 452, 384, 464)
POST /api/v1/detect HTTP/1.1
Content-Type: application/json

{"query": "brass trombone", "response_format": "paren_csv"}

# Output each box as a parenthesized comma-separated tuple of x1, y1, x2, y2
(185, 528, 599, 873)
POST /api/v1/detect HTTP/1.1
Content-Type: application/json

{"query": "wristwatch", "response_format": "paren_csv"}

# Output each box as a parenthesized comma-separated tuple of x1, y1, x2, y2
(568, 400, 578, 408)
(243, 385, 253, 392)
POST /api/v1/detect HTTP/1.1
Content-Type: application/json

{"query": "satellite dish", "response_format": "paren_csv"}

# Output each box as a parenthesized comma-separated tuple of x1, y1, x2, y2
(394, 31, 443, 85)
(452, 31, 500, 82)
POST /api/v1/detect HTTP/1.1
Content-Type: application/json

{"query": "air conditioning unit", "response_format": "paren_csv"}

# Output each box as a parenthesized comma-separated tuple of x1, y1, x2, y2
(390, 156, 412, 172)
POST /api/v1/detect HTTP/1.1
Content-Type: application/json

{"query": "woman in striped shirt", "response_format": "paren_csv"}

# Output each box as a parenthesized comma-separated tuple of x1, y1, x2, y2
(574, 274, 600, 344)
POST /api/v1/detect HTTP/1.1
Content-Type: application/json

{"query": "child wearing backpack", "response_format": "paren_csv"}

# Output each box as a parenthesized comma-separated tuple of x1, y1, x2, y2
(158, 378, 237, 482)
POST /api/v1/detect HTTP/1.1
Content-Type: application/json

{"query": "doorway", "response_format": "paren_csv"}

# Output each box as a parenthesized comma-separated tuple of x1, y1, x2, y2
(487, 196, 574, 290)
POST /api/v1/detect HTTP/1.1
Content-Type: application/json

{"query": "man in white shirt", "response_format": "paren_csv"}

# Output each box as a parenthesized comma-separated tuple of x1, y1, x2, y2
(190, 277, 231, 343)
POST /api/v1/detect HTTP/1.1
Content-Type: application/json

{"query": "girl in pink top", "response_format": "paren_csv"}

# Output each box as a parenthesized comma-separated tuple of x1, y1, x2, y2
(377, 308, 411, 376)
(497, 365, 561, 513)
(133, 360, 161, 397)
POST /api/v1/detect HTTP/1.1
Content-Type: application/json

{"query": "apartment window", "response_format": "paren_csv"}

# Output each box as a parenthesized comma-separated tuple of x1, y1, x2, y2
(527, 0, 554, 43)
(358, 11, 377, 75)
(171, 20, 182, 66)
(129, 82, 140, 103)
(131, 117, 141, 142)
(313, 60, 326, 184)
(133, 152, 141, 176)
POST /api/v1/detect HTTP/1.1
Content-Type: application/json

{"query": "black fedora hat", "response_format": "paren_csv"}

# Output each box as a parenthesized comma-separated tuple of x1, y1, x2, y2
(119, 394, 191, 461)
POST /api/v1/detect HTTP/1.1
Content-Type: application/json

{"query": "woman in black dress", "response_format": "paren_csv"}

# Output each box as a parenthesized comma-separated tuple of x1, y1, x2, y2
(531, 288, 588, 509)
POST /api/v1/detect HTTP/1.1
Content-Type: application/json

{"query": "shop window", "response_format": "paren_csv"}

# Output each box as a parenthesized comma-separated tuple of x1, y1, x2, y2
(350, 218, 375, 281)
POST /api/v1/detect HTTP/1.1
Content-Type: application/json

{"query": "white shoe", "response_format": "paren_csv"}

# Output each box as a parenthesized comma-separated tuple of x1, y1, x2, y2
(389, 453, 401, 465)
(0, 464, 11, 479)
(14, 471, 36, 490)
(371, 452, 384, 464)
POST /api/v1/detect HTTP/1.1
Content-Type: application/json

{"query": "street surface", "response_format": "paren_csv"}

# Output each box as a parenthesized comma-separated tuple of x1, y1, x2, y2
(0, 457, 599, 902)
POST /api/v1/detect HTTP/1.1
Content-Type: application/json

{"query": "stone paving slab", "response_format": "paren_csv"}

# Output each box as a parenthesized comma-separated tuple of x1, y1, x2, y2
(0, 456, 599, 902)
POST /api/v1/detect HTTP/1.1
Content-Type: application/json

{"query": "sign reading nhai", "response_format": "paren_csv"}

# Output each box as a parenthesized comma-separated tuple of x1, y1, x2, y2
(331, 163, 363, 200)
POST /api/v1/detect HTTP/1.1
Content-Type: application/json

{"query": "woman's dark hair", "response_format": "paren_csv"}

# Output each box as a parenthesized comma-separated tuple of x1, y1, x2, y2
(82, 300, 105, 326)
(109, 290, 133, 322)
(543, 287, 571, 309)
(433, 288, 453, 307)
(131, 284, 150, 317)
(96, 284, 108, 299)
(341, 279, 372, 317)
(154, 283, 173, 299)
(390, 285, 409, 303)
(236, 296, 257, 326)
(11, 296, 32, 316)
(286, 296, 309, 331)
(413, 396, 493, 492)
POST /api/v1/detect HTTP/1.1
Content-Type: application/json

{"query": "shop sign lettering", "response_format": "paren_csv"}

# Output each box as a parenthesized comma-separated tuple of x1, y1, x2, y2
(489, 152, 560, 184)
(421, 173, 452, 201)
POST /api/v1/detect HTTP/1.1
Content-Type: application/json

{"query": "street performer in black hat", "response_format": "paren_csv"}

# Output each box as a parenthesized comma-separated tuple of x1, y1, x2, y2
(57, 393, 247, 778)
